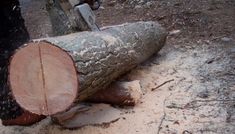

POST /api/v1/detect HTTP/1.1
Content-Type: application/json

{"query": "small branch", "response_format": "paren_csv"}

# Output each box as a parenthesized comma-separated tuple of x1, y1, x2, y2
(152, 79, 174, 91)
(193, 99, 235, 103)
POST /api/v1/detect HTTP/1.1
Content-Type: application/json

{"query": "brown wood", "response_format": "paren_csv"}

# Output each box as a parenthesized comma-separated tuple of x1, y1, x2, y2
(2, 111, 46, 126)
(87, 80, 142, 106)
(52, 81, 142, 128)
(9, 42, 78, 115)
(9, 21, 167, 115)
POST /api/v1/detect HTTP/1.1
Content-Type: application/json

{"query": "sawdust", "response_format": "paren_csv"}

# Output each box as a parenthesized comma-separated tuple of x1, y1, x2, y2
(1, 37, 234, 134)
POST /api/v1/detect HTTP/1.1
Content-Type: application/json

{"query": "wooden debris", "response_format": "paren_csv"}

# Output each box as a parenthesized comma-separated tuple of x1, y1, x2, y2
(52, 104, 121, 129)
(87, 80, 142, 106)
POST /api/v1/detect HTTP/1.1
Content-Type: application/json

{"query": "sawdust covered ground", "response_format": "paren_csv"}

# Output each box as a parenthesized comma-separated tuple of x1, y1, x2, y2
(1, 0, 235, 133)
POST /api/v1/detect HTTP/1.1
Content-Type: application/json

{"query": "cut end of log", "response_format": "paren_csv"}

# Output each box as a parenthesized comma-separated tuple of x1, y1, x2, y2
(9, 41, 78, 115)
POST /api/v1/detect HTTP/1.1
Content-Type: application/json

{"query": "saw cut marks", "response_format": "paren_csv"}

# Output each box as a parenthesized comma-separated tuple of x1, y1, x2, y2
(9, 42, 78, 115)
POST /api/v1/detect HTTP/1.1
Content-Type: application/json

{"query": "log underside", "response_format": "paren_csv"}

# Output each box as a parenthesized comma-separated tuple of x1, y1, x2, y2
(52, 80, 143, 128)
(87, 80, 143, 106)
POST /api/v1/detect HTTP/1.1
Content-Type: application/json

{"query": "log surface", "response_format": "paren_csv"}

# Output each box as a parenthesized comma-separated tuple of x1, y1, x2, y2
(45, 21, 167, 101)
(9, 21, 167, 115)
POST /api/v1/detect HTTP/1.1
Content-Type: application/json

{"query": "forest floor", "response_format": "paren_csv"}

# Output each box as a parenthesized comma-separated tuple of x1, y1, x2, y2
(1, 0, 235, 133)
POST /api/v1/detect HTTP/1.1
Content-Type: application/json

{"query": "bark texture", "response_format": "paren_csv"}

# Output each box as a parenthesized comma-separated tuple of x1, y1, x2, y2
(43, 21, 167, 102)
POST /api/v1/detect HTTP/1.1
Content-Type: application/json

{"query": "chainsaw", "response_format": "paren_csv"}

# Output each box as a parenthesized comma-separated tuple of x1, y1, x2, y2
(66, 0, 101, 31)
(75, 0, 101, 10)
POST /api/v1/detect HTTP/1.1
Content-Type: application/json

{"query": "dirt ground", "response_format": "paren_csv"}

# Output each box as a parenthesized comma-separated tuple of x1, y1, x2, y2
(1, 0, 235, 133)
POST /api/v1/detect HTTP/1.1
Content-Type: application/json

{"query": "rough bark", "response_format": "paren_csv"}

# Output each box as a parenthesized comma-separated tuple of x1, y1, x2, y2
(9, 21, 167, 115)
(45, 21, 167, 101)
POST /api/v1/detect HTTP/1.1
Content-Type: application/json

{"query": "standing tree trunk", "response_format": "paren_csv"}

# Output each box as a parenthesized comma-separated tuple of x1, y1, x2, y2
(8, 21, 167, 116)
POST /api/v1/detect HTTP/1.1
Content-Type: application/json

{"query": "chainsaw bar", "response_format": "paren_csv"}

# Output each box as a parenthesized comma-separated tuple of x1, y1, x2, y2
(74, 3, 100, 31)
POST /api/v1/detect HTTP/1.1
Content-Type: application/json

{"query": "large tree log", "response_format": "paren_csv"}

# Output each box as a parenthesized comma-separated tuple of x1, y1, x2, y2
(9, 21, 167, 116)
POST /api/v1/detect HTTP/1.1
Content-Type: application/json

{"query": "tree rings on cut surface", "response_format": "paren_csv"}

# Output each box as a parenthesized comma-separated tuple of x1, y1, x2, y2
(9, 41, 78, 115)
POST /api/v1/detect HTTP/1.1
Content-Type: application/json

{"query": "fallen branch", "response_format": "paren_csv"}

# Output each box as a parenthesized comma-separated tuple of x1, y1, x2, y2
(152, 79, 174, 91)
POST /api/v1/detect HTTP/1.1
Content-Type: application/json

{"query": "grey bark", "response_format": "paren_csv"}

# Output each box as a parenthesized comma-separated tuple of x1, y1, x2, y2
(38, 21, 167, 101)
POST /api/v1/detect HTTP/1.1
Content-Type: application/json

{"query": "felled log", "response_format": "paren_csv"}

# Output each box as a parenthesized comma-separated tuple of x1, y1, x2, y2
(9, 21, 167, 116)
(87, 80, 142, 106)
